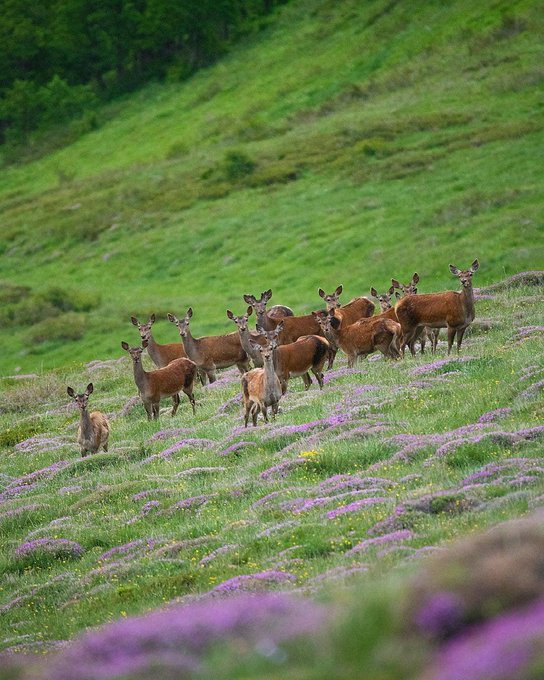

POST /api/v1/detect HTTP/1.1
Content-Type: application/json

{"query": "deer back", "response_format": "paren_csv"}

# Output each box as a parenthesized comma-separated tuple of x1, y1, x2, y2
(144, 358, 196, 400)
(274, 335, 329, 377)
(336, 297, 375, 325)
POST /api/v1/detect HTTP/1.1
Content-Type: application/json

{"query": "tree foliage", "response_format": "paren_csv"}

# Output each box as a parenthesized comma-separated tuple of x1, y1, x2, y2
(0, 0, 286, 146)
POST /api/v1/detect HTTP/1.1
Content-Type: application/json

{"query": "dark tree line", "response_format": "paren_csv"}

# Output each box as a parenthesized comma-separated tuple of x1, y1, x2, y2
(0, 0, 285, 146)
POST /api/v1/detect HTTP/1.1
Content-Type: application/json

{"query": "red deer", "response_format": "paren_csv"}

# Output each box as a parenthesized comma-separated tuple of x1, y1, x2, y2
(226, 307, 267, 367)
(369, 286, 399, 320)
(318, 285, 375, 325)
(241, 343, 283, 427)
(391, 274, 438, 354)
(168, 308, 250, 383)
(131, 314, 206, 386)
(318, 310, 401, 367)
(244, 289, 323, 345)
(67, 383, 110, 457)
(121, 340, 197, 419)
(264, 322, 330, 393)
(395, 260, 480, 356)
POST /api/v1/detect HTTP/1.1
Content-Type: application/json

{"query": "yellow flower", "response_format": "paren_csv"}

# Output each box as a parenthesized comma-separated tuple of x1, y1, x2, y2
(300, 450, 319, 458)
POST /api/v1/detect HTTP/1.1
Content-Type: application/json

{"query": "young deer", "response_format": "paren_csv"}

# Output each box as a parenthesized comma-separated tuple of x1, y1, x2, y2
(226, 307, 267, 367)
(121, 340, 197, 419)
(318, 285, 375, 325)
(243, 289, 322, 344)
(241, 343, 283, 427)
(369, 286, 399, 320)
(395, 260, 480, 356)
(391, 273, 438, 354)
(67, 383, 110, 457)
(168, 308, 250, 383)
(318, 309, 401, 367)
(264, 322, 330, 393)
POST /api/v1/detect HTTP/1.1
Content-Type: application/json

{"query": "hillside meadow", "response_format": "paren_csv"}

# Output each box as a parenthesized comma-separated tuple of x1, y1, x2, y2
(1, 0, 544, 678)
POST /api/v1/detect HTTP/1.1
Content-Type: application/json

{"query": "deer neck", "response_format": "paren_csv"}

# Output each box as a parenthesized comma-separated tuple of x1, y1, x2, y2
(461, 281, 475, 322)
(79, 407, 93, 441)
(257, 310, 277, 331)
(145, 332, 160, 359)
(263, 355, 279, 401)
(132, 360, 149, 393)
(180, 328, 200, 362)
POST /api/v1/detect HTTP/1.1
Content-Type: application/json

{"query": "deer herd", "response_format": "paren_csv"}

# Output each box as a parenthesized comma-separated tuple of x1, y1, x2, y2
(67, 260, 479, 449)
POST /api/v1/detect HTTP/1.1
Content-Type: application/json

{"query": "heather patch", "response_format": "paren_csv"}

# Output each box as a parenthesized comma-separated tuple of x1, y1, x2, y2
(142, 437, 216, 464)
(14, 538, 84, 565)
(347, 530, 415, 556)
(212, 570, 297, 595)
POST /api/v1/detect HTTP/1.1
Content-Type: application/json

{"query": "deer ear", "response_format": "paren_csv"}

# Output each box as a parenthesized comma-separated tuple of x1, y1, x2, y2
(121, 341, 129, 351)
(330, 316, 340, 329)
(130, 316, 139, 326)
(246, 306, 253, 316)
(328, 308, 335, 317)
(395, 291, 401, 300)
(142, 339, 149, 349)
(86, 383, 93, 395)
(318, 288, 325, 298)
(335, 285, 343, 296)
(388, 285, 395, 296)
(67, 386, 75, 397)
(412, 273, 420, 284)
(149, 314, 155, 324)
(243, 294, 254, 305)
(470, 259, 480, 272)
(391, 279, 400, 289)
(226, 310, 234, 320)
(263, 289, 272, 302)
(449, 264, 461, 276)
(167, 313, 176, 323)
(186, 307, 193, 318)
(255, 324, 265, 335)
(370, 287, 378, 298)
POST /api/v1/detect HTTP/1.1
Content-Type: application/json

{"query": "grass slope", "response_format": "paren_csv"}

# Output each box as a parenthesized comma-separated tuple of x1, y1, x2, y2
(0, 279, 542, 663)
(0, 0, 543, 373)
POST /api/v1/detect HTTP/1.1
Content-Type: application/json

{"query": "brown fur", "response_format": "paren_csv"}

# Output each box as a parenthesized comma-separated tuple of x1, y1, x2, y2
(269, 333, 330, 393)
(67, 384, 110, 457)
(324, 313, 401, 367)
(241, 344, 283, 427)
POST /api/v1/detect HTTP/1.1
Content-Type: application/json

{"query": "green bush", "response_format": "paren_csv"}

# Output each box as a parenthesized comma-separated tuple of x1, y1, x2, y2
(28, 312, 86, 345)
(223, 150, 256, 181)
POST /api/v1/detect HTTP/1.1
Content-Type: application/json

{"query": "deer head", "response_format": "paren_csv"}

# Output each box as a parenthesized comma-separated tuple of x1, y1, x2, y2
(67, 383, 94, 410)
(167, 308, 192, 337)
(131, 314, 155, 342)
(318, 285, 343, 310)
(392, 273, 419, 296)
(243, 290, 272, 317)
(449, 260, 479, 288)
(226, 306, 253, 332)
(121, 340, 147, 363)
(370, 286, 395, 312)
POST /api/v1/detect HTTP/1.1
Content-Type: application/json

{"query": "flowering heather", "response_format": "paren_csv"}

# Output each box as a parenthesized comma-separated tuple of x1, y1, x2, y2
(142, 437, 216, 463)
(519, 378, 544, 399)
(176, 466, 227, 478)
(326, 497, 387, 519)
(148, 427, 192, 441)
(410, 356, 473, 376)
(260, 458, 305, 481)
(39, 593, 325, 680)
(218, 441, 257, 456)
(256, 520, 300, 538)
(14, 435, 68, 453)
(7, 460, 71, 490)
(478, 407, 513, 423)
(307, 564, 369, 586)
(58, 485, 82, 495)
(414, 591, 465, 637)
(99, 539, 159, 562)
(0, 503, 44, 522)
(15, 538, 84, 561)
(199, 544, 238, 566)
(426, 599, 544, 680)
(322, 365, 359, 383)
(347, 530, 414, 555)
(212, 570, 297, 594)
(319, 474, 394, 494)
(171, 494, 217, 511)
(131, 489, 172, 501)
(0, 483, 39, 504)
(216, 393, 242, 416)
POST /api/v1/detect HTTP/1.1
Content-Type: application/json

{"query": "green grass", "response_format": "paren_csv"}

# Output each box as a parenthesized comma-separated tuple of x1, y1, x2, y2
(0, 0, 543, 373)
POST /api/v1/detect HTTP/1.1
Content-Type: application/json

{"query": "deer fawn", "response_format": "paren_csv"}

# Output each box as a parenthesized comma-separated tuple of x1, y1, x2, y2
(241, 343, 283, 427)
(168, 308, 250, 384)
(67, 383, 110, 457)
(318, 285, 375, 325)
(121, 340, 197, 419)
(226, 307, 267, 367)
(391, 273, 438, 354)
(395, 260, 480, 356)
(315, 310, 401, 367)
(263, 321, 330, 393)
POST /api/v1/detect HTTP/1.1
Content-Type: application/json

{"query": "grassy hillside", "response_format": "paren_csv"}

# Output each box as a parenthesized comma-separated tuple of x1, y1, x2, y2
(0, 278, 542, 677)
(0, 0, 543, 374)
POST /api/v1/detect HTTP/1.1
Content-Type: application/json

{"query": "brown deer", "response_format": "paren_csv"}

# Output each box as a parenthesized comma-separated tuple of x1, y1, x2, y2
(391, 274, 438, 354)
(264, 322, 330, 393)
(131, 314, 206, 386)
(168, 308, 250, 383)
(241, 343, 283, 427)
(369, 286, 399, 320)
(226, 307, 267, 367)
(243, 289, 323, 345)
(395, 260, 480, 356)
(318, 285, 375, 325)
(121, 340, 197, 419)
(67, 383, 110, 457)
(317, 310, 401, 367)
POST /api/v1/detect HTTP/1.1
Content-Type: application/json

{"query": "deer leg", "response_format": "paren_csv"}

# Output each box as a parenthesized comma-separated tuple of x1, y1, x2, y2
(262, 406, 269, 423)
(302, 372, 312, 390)
(456, 327, 467, 353)
(432, 329, 439, 354)
(252, 403, 259, 427)
(206, 369, 217, 383)
(419, 328, 426, 354)
(143, 400, 153, 420)
(80, 447, 87, 458)
(197, 368, 207, 386)
(447, 327, 456, 355)
(327, 348, 337, 370)
(171, 393, 180, 417)
(244, 403, 250, 428)
(312, 368, 324, 389)
(185, 389, 196, 415)
(152, 401, 160, 420)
